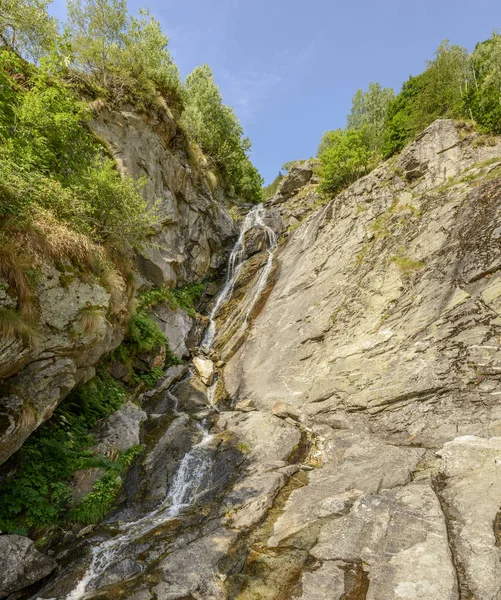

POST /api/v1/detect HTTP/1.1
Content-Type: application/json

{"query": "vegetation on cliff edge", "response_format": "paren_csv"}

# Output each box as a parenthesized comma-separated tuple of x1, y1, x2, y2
(317, 36, 501, 196)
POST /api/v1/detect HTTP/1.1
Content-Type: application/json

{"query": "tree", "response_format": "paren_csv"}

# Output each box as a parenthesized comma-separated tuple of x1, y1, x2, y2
(66, 0, 183, 107)
(347, 82, 394, 153)
(465, 33, 501, 133)
(418, 40, 470, 121)
(262, 171, 284, 200)
(182, 64, 263, 203)
(317, 127, 374, 196)
(66, 0, 127, 87)
(382, 40, 470, 156)
(0, 0, 57, 62)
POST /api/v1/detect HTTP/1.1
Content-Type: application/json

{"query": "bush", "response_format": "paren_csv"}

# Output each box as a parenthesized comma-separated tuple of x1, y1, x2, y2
(0, 49, 157, 255)
(137, 282, 205, 317)
(317, 128, 374, 196)
(0, 369, 128, 532)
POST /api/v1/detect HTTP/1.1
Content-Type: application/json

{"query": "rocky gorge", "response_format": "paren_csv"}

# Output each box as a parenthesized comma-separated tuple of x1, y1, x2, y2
(2, 116, 501, 600)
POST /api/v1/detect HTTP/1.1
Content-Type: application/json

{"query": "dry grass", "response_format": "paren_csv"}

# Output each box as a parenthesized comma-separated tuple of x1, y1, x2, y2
(0, 237, 37, 320)
(0, 307, 37, 343)
(28, 211, 98, 271)
(78, 307, 105, 335)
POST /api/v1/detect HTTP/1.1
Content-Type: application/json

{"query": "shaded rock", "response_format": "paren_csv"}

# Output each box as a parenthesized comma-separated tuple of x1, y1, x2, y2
(0, 534, 57, 597)
(109, 360, 130, 382)
(133, 345, 166, 372)
(72, 467, 105, 504)
(95, 401, 147, 457)
(151, 303, 194, 358)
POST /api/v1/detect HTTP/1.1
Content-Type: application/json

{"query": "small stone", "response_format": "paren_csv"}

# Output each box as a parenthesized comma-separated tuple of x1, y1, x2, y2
(272, 401, 300, 421)
(235, 399, 257, 412)
(300, 464, 314, 471)
(193, 356, 215, 386)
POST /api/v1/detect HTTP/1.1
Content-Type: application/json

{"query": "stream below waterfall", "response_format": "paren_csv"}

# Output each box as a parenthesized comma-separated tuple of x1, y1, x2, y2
(51, 204, 279, 600)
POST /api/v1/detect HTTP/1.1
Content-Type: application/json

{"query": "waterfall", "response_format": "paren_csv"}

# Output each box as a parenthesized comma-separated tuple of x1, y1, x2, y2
(63, 205, 277, 600)
(65, 406, 215, 600)
(203, 204, 277, 348)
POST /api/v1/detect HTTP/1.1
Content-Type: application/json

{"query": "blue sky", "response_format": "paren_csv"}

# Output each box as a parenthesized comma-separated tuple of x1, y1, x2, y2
(50, 0, 501, 183)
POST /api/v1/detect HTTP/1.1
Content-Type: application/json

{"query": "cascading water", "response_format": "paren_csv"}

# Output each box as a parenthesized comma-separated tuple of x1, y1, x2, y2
(65, 414, 214, 600)
(203, 204, 277, 348)
(63, 205, 277, 600)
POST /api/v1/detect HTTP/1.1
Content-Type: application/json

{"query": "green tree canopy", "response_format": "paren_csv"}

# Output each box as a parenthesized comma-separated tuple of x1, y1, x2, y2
(317, 127, 374, 196)
(0, 0, 57, 62)
(182, 64, 263, 203)
(66, 0, 183, 107)
(346, 82, 394, 153)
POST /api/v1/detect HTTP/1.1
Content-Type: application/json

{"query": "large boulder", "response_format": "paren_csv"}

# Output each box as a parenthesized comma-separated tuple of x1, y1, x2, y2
(150, 303, 194, 358)
(0, 534, 57, 598)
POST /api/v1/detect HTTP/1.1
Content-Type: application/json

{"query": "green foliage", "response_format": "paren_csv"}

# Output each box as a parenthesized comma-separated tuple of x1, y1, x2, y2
(0, 50, 156, 253)
(182, 64, 263, 203)
(126, 309, 167, 354)
(111, 305, 181, 379)
(317, 35, 501, 194)
(137, 282, 205, 317)
(130, 366, 164, 389)
(66, 1, 184, 109)
(317, 128, 374, 196)
(0, 369, 128, 532)
(68, 444, 142, 524)
(390, 255, 425, 279)
(262, 171, 284, 201)
(465, 34, 501, 133)
(346, 82, 394, 153)
(0, 0, 57, 62)
(383, 41, 470, 156)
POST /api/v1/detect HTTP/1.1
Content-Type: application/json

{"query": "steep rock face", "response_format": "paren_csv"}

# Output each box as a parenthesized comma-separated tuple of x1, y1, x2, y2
(0, 265, 125, 465)
(224, 119, 501, 598)
(91, 105, 238, 286)
(0, 105, 238, 467)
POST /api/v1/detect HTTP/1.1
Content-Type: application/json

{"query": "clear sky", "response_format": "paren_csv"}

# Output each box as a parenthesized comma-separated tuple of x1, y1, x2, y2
(49, 0, 501, 184)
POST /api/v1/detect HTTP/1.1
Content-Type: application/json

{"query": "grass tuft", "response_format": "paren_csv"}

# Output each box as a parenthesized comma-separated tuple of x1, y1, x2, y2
(0, 307, 37, 343)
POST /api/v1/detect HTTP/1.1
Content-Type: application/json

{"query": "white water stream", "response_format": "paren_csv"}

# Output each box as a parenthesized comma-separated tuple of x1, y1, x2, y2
(203, 204, 277, 348)
(64, 205, 277, 599)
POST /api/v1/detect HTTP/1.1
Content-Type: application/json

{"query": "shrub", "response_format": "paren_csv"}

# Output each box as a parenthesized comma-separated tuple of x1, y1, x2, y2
(317, 128, 374, 196)
(0, 369, 128, 532)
